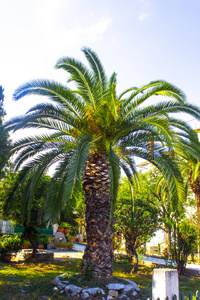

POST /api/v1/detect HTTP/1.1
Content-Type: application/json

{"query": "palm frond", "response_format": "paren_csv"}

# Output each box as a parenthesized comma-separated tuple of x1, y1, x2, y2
(82, 47, 107, 92)
(118, 87, 138, 100)
(43, 135, 92, 222)
(119, 155, 138, 186)
(55, 57, 98, 110)
(126, 146, 185, 213)
(13, 80, 83, 118)
(122, 81, 186, 113)
(108, 79, 118, 121)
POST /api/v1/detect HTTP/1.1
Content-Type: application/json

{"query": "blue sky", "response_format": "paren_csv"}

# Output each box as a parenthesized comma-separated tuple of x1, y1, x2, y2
(1, 0, 200, 128)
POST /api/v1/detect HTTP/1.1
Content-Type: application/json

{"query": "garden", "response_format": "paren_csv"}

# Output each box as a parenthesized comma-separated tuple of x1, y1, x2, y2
(1, 48, 200, 299)
(1, 258, 200, 300)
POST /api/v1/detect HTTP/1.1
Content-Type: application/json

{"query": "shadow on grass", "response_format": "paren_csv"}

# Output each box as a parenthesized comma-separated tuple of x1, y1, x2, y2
(0, 260, 82, 300)
(1, 260, 200, 300)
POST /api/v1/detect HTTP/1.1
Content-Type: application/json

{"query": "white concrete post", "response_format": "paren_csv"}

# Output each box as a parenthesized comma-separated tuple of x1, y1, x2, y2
(152, 268, 179, 300)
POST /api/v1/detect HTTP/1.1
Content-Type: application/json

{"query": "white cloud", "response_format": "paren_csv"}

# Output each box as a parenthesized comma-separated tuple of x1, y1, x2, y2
(138, 12, 149, 21)
(2, 14, 113, 120)
(73, 17, 112, 42)
(39, 16, 113, 56)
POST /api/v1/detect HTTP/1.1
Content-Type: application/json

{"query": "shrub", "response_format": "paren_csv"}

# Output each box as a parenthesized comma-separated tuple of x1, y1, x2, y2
(0, 233, 23, 261)
(55, 242, 74, 250)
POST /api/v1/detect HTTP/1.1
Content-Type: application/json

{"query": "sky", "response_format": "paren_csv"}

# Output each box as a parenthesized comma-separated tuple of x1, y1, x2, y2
(1, 0, 200, 130)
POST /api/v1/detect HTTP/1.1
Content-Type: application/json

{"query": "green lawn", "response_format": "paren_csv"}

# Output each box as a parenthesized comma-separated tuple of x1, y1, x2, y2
(0, 259, 200, 299)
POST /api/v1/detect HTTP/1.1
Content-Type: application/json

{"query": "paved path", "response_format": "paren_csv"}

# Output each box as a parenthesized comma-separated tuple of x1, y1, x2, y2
(53, 243, 200, 273)
(143, 256, 200, 272)
(73, 243, 86, 252)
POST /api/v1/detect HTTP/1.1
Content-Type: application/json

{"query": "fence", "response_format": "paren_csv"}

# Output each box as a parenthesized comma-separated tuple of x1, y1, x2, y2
(153, 291, 199, 300)
(180, 291, 199, 300)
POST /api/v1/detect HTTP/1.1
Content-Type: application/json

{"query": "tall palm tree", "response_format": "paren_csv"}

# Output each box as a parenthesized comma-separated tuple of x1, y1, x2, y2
(6, 48, 200, 278)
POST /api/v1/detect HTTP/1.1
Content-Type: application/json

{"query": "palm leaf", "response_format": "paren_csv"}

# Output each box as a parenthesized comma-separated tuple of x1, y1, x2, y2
(82, 47, 107, 92)
(55, 57, 98, 110)
(43, 135, 92, 222)
(13, 80, 83, 118)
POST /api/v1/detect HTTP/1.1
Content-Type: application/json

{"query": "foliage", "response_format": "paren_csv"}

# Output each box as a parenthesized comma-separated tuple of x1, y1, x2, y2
(0, 171, 51, 257)
(0, 233, 23, 261)
(174, 131, 200, 258)
(175, 131, 200, 184)
(0, 167, 17, 216)
(59, 208, 79, 236)
(23, 240, 30, 245)
(115, 174, 159, 249)
(6, 48, 200, 223)
(152, 167, 196, 260)
(1, 172, 50, 225)
(38, 236, 48, 244)
(72, 188, 86, 235)
(54, 241, 74, 250)
(46, 235, 54, 242)
(114, 174, 159, 272)
(172, 218, 198, 275)
(113, 236, 122, 250)
(0, 86, 11, 178)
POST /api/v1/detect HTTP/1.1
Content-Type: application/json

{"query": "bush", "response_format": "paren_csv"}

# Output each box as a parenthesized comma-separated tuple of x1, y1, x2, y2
(171, 219, 198, 275)
(55, 242, 74, 250)
(38, 236, 48, 244)
(0, 233, 23, 261)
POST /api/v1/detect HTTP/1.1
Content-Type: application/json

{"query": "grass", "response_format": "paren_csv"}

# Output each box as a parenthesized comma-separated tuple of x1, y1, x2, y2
(0, 259, 200, 300)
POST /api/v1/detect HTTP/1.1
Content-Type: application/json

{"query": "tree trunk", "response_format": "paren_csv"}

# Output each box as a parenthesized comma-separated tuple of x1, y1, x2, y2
(177, 259, 186, 276)
(189, 176, 200, 262)
(26, 226, 38, 258)
(167, 227, 171, 259)
(125, 237, 138, 273)
(131, 249, 138, 274)
(81, 151, 114, 279)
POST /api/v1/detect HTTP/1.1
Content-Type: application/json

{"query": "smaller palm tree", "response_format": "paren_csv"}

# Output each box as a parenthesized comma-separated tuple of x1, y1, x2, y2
(175, 131, 200, 260)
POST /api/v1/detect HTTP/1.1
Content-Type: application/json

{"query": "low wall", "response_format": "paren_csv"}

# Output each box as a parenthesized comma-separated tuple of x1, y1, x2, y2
(22, 249, 54, 261)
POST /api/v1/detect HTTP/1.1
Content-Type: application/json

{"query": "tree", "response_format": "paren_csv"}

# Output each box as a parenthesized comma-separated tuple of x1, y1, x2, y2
(174, 132, 200, 260)
(150, 165, 196, 260)
(0, 172, 51, 258)
(6, 48, 200, 278)
(115, 175, 159, 273)
(172, 218, 198, 275)
(0, 86, 11, 178)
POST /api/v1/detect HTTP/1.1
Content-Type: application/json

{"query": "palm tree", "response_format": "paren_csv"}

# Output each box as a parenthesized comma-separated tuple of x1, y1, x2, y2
(175, 131, 200, 260)
(6, 48, 200, 278)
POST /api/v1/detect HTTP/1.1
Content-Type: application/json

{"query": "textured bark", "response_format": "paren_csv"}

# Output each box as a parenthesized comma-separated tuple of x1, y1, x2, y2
(189, 175, 200, 262)
(25, 225, 38, 258)
(125, 237, 138, 273)
(81, 151, 114, 278)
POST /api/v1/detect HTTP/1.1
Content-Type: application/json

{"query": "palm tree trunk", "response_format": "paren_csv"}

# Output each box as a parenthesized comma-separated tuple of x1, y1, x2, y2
(81, 151, 114, 278)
